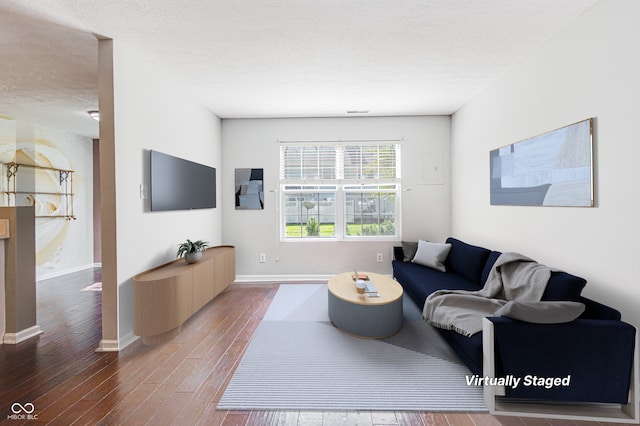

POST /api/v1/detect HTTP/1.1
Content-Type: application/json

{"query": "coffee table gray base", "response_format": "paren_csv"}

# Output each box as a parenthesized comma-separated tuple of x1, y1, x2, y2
(328, 292, 403, 338)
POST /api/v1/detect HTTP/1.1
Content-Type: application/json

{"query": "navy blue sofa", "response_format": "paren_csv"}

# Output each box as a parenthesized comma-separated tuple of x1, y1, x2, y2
(392, 237, 636, 404)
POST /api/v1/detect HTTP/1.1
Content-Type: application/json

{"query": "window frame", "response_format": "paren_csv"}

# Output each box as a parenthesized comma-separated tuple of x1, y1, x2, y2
(281, 184, 338, 239)
(279, 141, 401, 242)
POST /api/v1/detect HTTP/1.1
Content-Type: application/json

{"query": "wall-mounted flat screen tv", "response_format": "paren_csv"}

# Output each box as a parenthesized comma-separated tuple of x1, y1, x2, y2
(150, 150, 216, 211)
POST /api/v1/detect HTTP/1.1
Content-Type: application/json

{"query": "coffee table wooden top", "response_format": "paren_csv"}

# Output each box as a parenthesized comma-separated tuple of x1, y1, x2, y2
(327, 272, 403, 306)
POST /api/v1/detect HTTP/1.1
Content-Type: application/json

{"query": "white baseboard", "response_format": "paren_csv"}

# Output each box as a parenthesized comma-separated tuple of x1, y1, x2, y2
(95, 333, 140, 352)
(3, 325, 43, 344)
(95, 339, 119, 352)
(37, 263, 99, 281)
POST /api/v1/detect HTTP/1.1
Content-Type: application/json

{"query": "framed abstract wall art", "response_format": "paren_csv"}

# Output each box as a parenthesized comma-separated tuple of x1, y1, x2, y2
(235, 168, 264, 210)
(490, 118, 594, 207)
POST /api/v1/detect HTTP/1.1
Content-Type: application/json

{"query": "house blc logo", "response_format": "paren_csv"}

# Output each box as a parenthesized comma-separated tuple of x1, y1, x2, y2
(8, 402, 38, 420)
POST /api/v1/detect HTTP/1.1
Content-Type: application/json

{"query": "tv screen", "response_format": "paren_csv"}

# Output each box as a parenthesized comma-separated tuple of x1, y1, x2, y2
(150, 150, 216, 211)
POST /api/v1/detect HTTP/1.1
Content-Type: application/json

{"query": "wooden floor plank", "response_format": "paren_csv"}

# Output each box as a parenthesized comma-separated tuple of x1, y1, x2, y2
(468, 412, 507, 426)
(247, 411, 300, 426)
(32, 355, 122, 423)
(444, 413, 475, 426)
(91, 382, 160, 425)
(194, 399, 229, 426)
(420, 412, 449, 426)
(73, 347, 188, 425)
(395, 411, 424, 426)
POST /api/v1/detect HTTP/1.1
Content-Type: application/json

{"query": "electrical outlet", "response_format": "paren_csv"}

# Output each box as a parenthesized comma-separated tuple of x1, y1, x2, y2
(259, 253, 266, 263)
(376, 252, 383, 262)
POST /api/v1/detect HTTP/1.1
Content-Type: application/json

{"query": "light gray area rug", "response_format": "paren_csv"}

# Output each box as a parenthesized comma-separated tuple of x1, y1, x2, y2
(218, 284, 486, 411)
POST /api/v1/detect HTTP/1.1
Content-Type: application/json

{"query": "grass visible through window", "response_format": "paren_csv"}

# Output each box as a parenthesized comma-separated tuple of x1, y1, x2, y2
(286, 223, 335, 237)
(285, 223, 394, 238)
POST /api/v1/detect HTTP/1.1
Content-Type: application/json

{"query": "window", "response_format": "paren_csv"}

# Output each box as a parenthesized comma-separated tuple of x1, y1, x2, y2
(280, 141, 401, 241)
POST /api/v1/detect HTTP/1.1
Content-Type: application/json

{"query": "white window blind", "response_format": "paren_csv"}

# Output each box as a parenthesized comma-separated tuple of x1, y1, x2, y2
(280, 145, 336, 181)
(343, 144, 399, 181)
(280, 142, 400, 182)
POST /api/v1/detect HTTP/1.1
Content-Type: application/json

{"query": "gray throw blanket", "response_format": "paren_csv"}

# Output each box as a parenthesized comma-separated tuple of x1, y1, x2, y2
(422, 252, 553, 337)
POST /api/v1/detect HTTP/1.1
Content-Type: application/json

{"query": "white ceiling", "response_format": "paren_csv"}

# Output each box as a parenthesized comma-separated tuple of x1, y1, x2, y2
(0, 0, 598, 139)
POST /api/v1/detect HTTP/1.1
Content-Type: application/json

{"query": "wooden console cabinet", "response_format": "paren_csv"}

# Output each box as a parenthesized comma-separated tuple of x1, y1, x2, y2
(133, 245, 235, 345)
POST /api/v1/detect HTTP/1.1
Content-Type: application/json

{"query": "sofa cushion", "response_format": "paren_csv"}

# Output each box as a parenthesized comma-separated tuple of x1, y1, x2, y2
(412, 240, 451, 272)
(480, 250, 502, 285)
(445, 237, 491, 285)
(495, 301, 585, 324)
(401, 241, 419, 262)
(541, 271, 587, 302)
(393, 260, 481, 309)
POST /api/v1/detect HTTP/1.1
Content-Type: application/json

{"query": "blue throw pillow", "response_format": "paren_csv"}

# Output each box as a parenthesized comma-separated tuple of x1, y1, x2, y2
(445, 237, 491, 285)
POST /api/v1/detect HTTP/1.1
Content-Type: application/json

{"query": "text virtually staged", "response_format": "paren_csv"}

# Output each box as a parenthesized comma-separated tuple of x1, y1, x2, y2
(466, 374, 572, 390)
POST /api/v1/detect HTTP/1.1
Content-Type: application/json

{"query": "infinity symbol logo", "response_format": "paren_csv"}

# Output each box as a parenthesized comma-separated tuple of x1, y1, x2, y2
(11, 402, 35, 414)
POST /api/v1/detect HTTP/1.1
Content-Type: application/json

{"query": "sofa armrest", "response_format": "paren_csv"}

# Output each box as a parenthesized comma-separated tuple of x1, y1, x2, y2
(579, 296, 622, 320)
(486, 317, 636, 403)
(393, 246, 404, 261)
(482, 318, 640, 424)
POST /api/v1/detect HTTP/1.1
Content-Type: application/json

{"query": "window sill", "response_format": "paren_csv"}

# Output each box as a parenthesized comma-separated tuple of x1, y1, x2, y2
(280, 237, 401, 243)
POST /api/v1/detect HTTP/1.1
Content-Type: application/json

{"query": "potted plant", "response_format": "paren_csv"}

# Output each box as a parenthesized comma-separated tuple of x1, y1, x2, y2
(177, 239, 209, 264)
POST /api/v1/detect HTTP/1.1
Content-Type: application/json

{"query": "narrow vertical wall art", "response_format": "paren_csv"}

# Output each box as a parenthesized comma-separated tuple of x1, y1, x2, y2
(235, 168, 264, 210)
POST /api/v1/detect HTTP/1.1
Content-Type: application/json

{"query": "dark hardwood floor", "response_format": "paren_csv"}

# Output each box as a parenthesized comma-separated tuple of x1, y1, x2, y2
(0, 270, 623, 425)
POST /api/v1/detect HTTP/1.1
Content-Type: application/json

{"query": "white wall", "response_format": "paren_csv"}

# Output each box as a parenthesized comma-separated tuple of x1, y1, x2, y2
(111, 40, 222, 346)
(451, 0, 640, 329)
(222, 116, 451, 279)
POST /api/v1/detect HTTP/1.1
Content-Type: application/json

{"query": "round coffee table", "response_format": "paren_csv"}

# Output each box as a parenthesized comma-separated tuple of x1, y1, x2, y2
(327, 272, 403, 338)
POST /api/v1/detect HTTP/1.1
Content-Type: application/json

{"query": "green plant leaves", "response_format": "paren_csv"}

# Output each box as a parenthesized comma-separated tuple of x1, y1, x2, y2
(176, 239, 209, 258)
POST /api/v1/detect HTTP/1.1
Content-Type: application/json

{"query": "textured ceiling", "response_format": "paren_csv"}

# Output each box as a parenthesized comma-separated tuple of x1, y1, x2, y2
(0, 0, 598, 139)
(0, 4, 99, 138)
